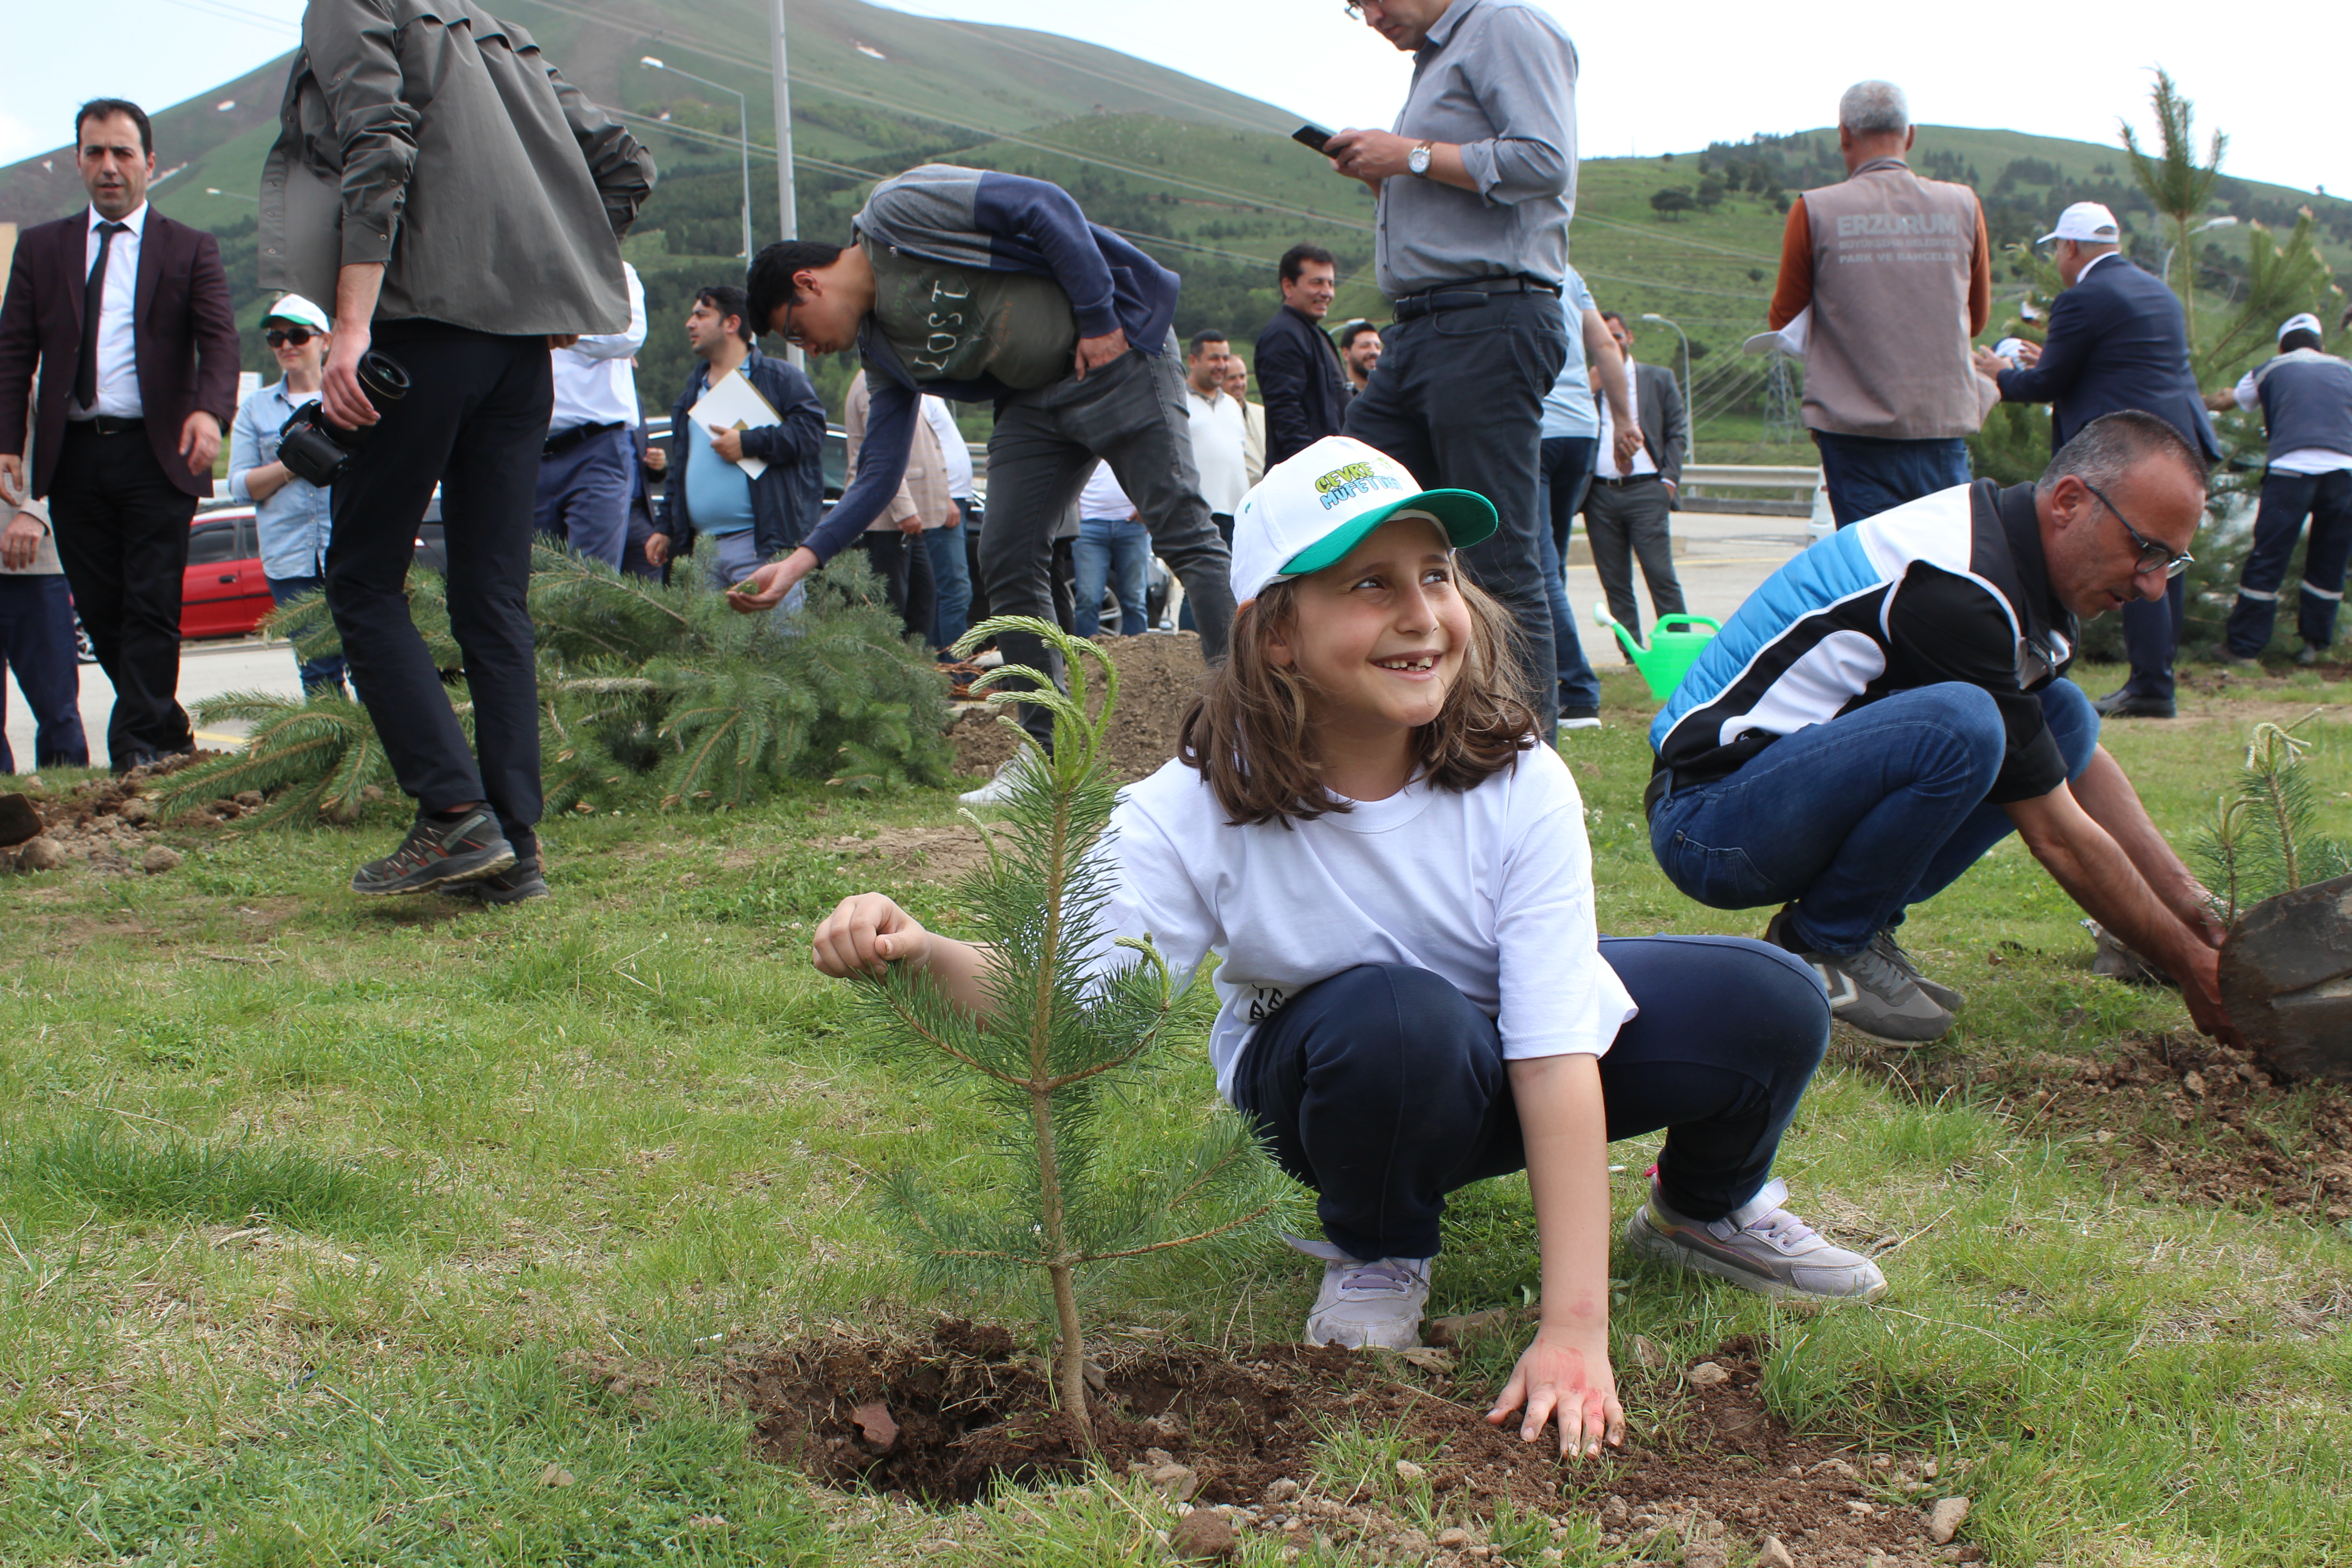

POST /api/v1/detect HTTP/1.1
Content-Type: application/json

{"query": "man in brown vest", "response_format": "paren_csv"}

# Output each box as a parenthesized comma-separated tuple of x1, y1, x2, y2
(1766, 81, 1996, 527)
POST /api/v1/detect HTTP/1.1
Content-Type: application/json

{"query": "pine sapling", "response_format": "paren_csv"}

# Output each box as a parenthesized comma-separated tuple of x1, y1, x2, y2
(846, 617, 1294, 1446)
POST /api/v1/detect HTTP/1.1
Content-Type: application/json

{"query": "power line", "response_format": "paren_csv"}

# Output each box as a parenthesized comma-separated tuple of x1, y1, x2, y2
(1576, 214, 1780, 265)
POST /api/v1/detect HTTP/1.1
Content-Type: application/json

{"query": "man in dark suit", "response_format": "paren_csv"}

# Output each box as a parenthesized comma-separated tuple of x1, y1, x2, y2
(1978, 201, 2220, 719)
(0, 99, 239, 770)
(1254, 244, 1351, 467)
(1585, 310, 1690, 642)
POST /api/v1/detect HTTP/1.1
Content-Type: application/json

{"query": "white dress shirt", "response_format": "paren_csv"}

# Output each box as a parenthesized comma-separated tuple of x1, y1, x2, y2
(74, 202, 148, 420)
(923, 396, 974, 500)
(1594, 357, 1658, 480)
(1184, 383, 1248, 514)
(547, 261, 646, 433)
(1078, 461, 1135, 521)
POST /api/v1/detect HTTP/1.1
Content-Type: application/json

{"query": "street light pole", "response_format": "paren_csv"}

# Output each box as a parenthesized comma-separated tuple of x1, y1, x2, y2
(771, 0, 796, 245)
(1641, 312, 1694, 463)
(2161, 214, 2238, 294)
(640, 56, 751, 261)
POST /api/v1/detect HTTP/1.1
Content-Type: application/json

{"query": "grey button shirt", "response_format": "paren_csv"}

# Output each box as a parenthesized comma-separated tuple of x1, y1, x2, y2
(259, 0, 655, 337)
(1375, 0, 1578, 299)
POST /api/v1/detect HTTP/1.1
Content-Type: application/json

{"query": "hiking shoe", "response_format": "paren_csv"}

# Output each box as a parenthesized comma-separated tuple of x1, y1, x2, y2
(1558, 706, 1602, 732)
(2296, 643, 2323, 667)
(1625, 1178, 1887, 1302)
(1288, 1235, 1431, 1349)
(956, 748, 1041, 808)
(440, 852, 548, 906)
(351, 808, 514, 897)
(1765, 906, 1953, 1044)
(1868, 928, 1964, 1011)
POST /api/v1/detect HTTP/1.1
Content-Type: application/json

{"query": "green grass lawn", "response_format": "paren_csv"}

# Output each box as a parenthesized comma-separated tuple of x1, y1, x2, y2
(3, 660, 2350, 1565)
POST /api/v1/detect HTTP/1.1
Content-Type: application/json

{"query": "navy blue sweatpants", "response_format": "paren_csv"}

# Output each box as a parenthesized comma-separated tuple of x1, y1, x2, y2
(1228, 939, 1830, 1262)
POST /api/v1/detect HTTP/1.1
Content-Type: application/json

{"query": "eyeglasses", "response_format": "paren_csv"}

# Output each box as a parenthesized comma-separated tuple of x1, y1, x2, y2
(265, 327, 316, 348)
(2080, 480, 2192, 578)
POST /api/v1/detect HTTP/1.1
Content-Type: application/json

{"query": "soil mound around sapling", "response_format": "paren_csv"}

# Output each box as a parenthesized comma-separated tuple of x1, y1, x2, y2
(950, 632, 1208, 784)
(1960, 1033, 2352, 1224)
(720, 1324, 1958, 1564)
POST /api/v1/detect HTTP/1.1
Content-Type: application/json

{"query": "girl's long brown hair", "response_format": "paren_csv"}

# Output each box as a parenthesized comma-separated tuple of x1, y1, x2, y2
(1176, 572, 1538, 826)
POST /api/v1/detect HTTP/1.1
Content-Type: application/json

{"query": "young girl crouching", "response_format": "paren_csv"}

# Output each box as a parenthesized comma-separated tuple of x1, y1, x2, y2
(813, 438, 1884, 1459)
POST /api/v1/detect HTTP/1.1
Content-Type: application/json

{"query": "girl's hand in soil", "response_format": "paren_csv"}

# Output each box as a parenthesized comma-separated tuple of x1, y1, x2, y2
(1488, 1324, 1625, 1460)
(812, 893, 932, 978)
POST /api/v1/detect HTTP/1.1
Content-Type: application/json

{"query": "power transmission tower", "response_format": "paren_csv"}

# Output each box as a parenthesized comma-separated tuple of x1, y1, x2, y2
(1764, 354, 1802, 444)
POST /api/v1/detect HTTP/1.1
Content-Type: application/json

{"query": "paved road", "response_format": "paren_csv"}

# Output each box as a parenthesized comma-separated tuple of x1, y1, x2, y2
(6, 510, 1817, 771)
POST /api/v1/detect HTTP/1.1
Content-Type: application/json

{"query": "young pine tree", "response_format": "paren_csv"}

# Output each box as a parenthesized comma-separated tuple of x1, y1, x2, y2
(846, 617, 1294, 1446)
(2194, 719, 2352, 922)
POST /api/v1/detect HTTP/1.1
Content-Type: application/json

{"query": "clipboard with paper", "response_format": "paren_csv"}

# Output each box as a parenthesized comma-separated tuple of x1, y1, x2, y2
(688, 369, 782, 480)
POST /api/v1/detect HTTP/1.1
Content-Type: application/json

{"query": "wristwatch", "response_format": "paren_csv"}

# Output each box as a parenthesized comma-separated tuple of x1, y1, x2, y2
(1407, 142, 1435, 178)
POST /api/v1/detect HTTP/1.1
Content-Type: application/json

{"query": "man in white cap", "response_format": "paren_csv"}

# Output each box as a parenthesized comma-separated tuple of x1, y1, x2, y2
(2204, 312, 2352, 666)
(1974, 202, 2218, 719)
(225, 292, 345, 694)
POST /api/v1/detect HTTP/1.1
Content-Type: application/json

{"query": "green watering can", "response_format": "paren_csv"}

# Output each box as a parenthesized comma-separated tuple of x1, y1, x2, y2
(1594, 603, 1722, 701)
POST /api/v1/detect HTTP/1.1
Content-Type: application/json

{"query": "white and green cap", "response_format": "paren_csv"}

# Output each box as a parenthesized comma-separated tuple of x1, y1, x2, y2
(261, 292, 331, 331)
(1228, 436, 1496, 606)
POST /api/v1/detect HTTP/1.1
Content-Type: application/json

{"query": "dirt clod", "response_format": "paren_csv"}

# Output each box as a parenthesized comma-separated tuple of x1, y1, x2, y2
(1171, 1508, 1237, 1562)
(15, 836, 66, 872)
(1687, 1361, 1731, 1387)
(142, 845, 183, 875)
(1759, 1534, 1796, 1568)
(950, 632, 1208, 784)
(1927, 1497, 1970, 1544)
(539, 1463, 574, 1488)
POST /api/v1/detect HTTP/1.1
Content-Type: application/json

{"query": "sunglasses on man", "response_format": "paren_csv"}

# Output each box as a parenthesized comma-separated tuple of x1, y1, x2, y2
(265, 326, 318, 348)
(2079, 480, 2193, 579)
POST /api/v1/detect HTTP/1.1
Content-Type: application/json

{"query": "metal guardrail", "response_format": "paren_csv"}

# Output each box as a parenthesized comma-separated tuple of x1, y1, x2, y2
(1678, 463, 1822, 518)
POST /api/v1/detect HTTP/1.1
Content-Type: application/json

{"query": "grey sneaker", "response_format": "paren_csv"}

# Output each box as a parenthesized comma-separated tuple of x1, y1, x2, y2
(2296, 643, 2323, 667)
(1625, 1178, 1887, 1302)
(441, 852, 548, 905)
(1765, 906, 1954, 1044)
(1869, 928, 1964, 1011)
(1288, 1235, 1431, 1349)
(351, 808, 514, 897)
(956, 748, 1042, 808)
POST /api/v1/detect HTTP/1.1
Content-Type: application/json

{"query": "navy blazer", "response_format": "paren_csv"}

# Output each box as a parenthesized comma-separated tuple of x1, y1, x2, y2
(1995, 255, 2220, 462)
(662, 347, 827, 563)
(1253, 304, 1351, 467)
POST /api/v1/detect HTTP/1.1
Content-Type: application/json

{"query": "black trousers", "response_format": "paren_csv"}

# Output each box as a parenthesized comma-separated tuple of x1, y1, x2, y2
(47, 423, 196, 766)
(1343, 292, 1570, 733)
(2118, 575, 2185, 701)
(1229, 943, 1830, 1263)
(855, 529, 936, 647)
(325, 324, 551, 850)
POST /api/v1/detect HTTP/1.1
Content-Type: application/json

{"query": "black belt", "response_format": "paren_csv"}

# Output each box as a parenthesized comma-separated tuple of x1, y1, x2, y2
(1592, 473, 1661, 488)
(543, 421, 623, 459)
(1391, 275, 1562, 321)
(70, 416, 145, 437)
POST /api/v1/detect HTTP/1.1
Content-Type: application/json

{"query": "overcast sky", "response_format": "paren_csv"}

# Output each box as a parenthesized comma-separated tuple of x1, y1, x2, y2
(5, 0, 2343, 197)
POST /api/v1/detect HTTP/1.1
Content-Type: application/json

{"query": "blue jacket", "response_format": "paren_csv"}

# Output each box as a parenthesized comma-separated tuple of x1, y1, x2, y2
(1995, 254, 2220, 462)
(661, 346, 827, 562)
(799, 165, 1181, 564)
(1254, 304, 1351, 467)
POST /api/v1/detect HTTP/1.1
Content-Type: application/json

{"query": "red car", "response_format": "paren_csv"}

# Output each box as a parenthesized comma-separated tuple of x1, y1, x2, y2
(183, 505, 274, 640)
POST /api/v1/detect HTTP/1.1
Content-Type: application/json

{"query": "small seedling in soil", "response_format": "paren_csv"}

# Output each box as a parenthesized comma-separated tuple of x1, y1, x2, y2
(844, 615, 1293, 1445)
(2194, 715, 2350, 922)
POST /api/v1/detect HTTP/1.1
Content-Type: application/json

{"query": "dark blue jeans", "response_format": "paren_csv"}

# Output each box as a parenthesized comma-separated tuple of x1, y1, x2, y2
(927, 506, 974, 653)
(2225, 467, 2352, 655)
(1229, 946, 1829, 1261)
(1537, 435, 1602, 714)
(2118, 576, 2185, 701)
(1650, 679, 2099, 956)
(532, 425, 633, 571)
(1344, 293, 1570, 733)
(1811, 431, 1973, 528)
(265, 574, 349, 696)
(1073, 516, 1150, 637)
(0, 575, 88, 771)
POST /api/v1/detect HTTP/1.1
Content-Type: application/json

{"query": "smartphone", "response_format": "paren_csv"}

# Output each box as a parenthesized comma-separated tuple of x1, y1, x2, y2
(1291, 123, 1335, 157)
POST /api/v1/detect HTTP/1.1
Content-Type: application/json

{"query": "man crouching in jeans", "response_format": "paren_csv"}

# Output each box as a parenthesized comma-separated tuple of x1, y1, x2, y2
(260, 0, 654, 903)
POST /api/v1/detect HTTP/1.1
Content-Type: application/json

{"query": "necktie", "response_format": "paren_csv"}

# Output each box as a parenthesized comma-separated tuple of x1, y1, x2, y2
(75, 220, 128, 413)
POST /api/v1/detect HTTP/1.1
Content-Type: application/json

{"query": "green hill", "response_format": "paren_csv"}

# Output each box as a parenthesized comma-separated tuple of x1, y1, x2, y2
(6, 5, 2346, 454)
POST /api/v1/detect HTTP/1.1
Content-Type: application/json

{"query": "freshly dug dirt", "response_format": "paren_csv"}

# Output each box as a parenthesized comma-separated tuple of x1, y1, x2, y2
(9, 755, 216, 874)
(950, 632, 1209, 784)
(807, 825, 995, 887)
(721, 1325, 1960, 1565)
(1966, 1034, 2352, 1224)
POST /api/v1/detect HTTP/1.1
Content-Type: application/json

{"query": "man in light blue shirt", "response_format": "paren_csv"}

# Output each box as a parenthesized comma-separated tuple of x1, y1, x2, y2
(225, 294, 345, 694)
(1537, 267, 1638, 727)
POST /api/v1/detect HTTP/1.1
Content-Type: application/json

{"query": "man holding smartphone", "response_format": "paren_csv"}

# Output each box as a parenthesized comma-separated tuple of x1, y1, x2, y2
(1323, 0, 1581, 735)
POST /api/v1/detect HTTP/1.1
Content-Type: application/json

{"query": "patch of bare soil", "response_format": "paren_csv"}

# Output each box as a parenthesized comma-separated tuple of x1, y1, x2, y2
(951, 632, 1209, 785)
(808, 826, 995, 887)
(1898, 1033, 2352, 1225)
(7, 754, 219, 874)
(720, 1325, 1966, 1566)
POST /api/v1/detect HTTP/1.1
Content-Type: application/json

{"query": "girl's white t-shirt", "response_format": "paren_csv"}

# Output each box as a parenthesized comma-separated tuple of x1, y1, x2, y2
(1081, 743, 1639, 1101)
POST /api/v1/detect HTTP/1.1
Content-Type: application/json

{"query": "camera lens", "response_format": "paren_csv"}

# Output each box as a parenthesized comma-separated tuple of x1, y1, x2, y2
(356, 351, 411, 405)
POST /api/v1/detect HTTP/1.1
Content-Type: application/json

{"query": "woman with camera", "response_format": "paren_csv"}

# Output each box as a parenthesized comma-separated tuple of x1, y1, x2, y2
(226, 294, 347, 696)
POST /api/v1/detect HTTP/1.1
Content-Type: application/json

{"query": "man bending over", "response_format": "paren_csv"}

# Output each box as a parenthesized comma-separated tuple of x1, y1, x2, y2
(727, 165, 1235, 766)
(1644, 411, 2236, 1046)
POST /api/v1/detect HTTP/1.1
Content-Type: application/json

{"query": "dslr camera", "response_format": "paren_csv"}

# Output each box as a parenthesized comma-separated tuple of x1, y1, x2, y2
(277, 350, 411, 486)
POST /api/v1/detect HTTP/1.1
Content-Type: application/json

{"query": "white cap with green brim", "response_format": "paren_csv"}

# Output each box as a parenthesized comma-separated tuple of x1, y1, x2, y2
(261, 292, 331, 331)
(1228, 436, 1496, 606)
